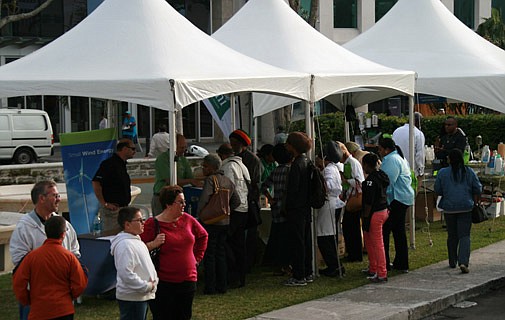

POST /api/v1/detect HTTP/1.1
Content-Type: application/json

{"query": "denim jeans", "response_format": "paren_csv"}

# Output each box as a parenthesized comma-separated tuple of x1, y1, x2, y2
(445, 211, 472, 267)
(203, 224, 229, 293)
(117, 300, 148, 320)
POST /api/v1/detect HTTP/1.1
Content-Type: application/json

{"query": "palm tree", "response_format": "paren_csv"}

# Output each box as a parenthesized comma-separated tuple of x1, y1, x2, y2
(477, 8, 505, 50)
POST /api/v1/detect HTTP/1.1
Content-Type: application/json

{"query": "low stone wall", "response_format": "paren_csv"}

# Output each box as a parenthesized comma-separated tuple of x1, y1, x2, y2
(0, 157, 203, 185)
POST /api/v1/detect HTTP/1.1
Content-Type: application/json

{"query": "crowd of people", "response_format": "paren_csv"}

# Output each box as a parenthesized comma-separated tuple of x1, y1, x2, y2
(9, 114, 483, 320)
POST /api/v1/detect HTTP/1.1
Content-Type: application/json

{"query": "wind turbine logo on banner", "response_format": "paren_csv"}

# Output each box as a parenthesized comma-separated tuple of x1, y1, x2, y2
(66, 157, 93, 232)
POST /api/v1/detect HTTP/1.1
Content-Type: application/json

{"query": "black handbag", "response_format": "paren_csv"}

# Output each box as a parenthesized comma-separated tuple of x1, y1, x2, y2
(149, 218, 161, 269)
(472, 204, 488, 224)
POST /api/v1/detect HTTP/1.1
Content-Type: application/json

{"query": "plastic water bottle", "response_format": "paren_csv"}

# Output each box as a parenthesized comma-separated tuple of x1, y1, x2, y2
(92, 213, 103, 236)
(482, 145, 490, 163)
(486, 151, 496, 175)
(495, 154, 503, 176)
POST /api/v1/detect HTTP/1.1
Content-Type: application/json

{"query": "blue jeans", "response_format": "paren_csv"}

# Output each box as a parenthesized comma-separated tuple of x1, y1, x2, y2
(19, 303, 29, 320)
(117, 300, 148, 320)
(445, 211, 472, 267)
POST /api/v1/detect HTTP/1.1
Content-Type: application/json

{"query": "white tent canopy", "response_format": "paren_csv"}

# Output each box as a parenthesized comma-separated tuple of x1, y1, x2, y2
(211, 0, 416, 117)
(344, 0, 505, 113)
(0, 0, 311, 111)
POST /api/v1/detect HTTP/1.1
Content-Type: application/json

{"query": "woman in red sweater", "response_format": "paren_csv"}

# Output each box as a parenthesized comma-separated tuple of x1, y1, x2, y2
(141, 185, 208, 320)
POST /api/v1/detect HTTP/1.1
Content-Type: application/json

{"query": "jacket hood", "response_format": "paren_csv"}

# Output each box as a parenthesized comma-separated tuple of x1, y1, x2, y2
(110, 231, 138, 256)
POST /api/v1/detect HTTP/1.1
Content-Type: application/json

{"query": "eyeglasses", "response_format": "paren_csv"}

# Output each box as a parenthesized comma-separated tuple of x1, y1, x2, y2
(45, 193, 61, 199)
(130, 218, 145, 223)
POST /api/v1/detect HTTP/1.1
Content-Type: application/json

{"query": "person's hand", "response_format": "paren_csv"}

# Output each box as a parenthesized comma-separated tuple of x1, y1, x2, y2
(153, 233, 165, 248)
(104, 202, 119, 211)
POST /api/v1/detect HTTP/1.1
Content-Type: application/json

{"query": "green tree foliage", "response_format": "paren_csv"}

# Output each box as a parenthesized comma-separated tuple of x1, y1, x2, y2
(477, 7, 505, 49)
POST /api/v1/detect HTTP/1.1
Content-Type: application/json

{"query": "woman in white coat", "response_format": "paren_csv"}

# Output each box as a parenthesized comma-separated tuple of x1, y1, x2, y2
(316, 157, 346, 277)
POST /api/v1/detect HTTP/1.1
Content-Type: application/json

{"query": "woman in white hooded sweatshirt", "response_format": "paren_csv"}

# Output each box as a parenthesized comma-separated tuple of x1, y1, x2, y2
(111, 207, 159, 320)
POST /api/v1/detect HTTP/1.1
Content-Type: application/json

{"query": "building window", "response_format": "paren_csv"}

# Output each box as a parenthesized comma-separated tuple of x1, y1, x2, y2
(1, 0, 86, 38)
(333, 0, 357, 28)
(454, 0, 475, 28)
(90, 98, 107, 130)
(70, 96, 90, 132)
(375, 0, 398, 22)
(493, 0, 505, 20)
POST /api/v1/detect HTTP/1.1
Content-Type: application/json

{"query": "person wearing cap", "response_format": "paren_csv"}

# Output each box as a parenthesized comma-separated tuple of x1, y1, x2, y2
(344, 141, 369, 166)
(337, 141, 365, 263)
(216, 144, 251, 288)
(283, 132, 313, 286)
(392, 112, 426, 186)
(229, 129, 263, 273)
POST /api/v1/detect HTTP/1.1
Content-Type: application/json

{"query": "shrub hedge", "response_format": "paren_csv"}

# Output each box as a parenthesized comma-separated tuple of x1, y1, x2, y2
(291, 112, 505, 153)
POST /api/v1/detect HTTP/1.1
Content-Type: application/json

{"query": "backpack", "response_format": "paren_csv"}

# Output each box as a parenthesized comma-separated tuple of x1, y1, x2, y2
(308, 161, 327, 209)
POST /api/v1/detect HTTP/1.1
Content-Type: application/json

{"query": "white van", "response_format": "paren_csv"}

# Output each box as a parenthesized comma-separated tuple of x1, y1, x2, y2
(0, 109, 54, 164)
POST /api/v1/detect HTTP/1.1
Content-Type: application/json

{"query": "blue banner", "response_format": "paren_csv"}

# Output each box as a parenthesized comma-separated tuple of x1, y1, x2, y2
(60, 129, 116, 235)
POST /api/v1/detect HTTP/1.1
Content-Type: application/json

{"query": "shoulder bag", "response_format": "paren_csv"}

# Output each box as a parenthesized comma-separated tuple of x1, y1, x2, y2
(472, 203, 488, 224)
(346, 181, 363, 213)
(150, 218, 161, 269)
(199, 175, 230, 224)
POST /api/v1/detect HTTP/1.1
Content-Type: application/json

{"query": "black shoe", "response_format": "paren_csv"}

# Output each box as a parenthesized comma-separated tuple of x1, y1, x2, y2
(368, 274, 388, 283)
(361, 268, 375, 277)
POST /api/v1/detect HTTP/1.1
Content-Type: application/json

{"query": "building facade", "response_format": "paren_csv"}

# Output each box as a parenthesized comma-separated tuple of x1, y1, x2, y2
(0, 0, 499, 143)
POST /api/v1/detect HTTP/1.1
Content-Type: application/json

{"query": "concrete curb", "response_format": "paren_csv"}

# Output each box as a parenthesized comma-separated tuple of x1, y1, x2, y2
(250, 240, 505, 320)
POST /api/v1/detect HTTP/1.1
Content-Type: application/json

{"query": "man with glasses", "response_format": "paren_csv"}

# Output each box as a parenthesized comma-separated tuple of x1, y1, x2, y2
(93, 138, 136, 231)
(434, 116, 467, 169)
(151, 134, 202, 215)
(10, 180, 81, 320)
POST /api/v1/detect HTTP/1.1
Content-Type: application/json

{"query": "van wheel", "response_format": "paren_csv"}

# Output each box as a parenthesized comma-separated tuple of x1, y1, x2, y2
(14, 148, 35, 164)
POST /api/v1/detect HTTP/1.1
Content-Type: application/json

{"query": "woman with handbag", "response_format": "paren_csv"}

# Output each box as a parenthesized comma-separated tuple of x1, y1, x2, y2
(378, 137, 414, 273)
(198, 154, 240, 295)
(141, 185, 208, 320)
(435, 149, 482, 273)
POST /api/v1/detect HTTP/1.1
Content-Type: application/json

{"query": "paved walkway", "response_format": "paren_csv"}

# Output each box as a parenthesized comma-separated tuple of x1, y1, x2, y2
(250, 240, 505, 320)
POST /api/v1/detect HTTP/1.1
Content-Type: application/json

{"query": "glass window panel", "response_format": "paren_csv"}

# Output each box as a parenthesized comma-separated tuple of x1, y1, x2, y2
(492, 0, 505, 20)
(334, 0, 357, 28)
(153, 108, 169, 133)
(454, 0, 475, 28)
(376, 0, 398, 22)
(44, 96, 61, 142)
(8, 97, 24, 108)
(182, 104, 196, 140)
(26, 96, 42, 110)
(13, 115, 46, 130)
(91, 98, 107, 130)
(70, 96, 90, 132)
(137, 104, 150, 139)
(200, 103, 213, 138)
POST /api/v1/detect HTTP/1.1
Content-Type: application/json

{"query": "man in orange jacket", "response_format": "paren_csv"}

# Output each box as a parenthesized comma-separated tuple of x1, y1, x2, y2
(12, 216, 88, 320)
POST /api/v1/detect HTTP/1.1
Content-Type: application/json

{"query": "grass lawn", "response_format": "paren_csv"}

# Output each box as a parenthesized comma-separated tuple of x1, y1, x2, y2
(2, 217, 505, 320)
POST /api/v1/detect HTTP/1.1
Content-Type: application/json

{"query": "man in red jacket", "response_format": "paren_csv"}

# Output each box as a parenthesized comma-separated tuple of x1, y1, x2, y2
(12, 216, 88, 320)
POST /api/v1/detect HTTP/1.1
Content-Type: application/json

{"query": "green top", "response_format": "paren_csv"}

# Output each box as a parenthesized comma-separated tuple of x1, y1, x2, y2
(153, 151, 193, 193)
(261, 158, 277, 184)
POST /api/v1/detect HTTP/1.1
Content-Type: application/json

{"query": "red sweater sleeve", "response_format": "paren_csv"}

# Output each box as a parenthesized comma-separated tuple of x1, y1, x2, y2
(191, 217, 208, 264)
